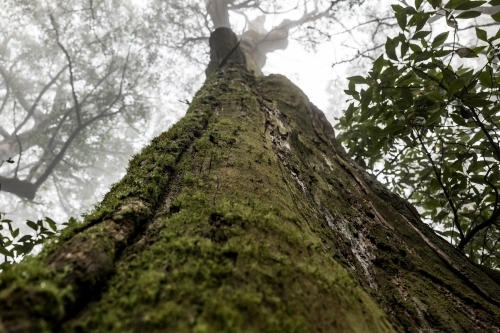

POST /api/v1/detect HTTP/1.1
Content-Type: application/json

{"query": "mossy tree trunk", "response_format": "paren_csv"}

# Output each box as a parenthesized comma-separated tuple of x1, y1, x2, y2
(1, 28, 500, 333)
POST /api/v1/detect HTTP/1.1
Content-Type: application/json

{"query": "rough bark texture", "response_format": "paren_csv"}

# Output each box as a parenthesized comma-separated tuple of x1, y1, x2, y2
(1, 29, 500, 333)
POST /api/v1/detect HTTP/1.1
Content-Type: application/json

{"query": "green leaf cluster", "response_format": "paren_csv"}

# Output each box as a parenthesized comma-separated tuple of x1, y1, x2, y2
(336, 0, 500, 268)
(0, 213, 75, 269)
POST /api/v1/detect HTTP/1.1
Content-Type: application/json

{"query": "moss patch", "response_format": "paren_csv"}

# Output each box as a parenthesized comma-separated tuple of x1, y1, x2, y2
(60, 67, 395, 333)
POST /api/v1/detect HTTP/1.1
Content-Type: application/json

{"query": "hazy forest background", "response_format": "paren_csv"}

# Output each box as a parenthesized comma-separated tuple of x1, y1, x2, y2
(1, 0, 499, 268)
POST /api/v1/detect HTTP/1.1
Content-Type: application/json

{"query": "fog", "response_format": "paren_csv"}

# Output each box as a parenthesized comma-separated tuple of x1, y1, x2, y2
(0, 0, 394, 227)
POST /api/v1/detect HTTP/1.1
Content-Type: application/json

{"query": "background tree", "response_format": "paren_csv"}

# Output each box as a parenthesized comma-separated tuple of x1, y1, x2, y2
(0, 0, 155, 219)
(0, 0, 371, 261)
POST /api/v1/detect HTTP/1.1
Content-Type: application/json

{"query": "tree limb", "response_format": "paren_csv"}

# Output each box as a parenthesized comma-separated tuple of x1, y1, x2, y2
(50, 14, 82, 127)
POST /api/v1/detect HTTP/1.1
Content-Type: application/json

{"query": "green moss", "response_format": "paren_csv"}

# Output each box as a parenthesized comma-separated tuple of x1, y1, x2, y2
(6, 64, 492, 333)
(0, 70, 225, 333)
(0, 257, 72, 332)
(64, 200, 391, 332)
(59, 67, 394, 333)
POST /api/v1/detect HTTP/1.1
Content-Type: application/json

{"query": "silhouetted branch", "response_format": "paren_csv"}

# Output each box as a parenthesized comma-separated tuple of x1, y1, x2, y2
(418, 130, 464, 241)
(0, 68, 10, 119)
(13, 65, 68, 135)
(50, 14, 82, 126)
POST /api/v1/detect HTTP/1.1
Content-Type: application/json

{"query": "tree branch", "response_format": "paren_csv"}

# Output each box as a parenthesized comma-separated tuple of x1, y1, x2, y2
(13, 65, 68, 135)
(417, 130, 464, 241)
(50, 14, 82, 127)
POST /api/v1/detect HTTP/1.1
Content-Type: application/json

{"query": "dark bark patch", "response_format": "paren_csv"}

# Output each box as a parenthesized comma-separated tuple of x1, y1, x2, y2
(222, 251, 239, 265)
(207, 213, 232, 245)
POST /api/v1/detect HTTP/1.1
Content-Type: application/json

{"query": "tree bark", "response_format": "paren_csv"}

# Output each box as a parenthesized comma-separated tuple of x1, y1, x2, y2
(1, 28, 500, 333)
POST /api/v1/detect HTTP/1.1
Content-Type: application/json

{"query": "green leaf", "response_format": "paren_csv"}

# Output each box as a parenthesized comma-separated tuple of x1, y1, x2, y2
(45, 216, 58, 232)
(12, 228, 19, 238)
(455, 1, 487, 10)
(456, 11, 482, 19)
(469, 130, 485, 146)
(401, 41, 409, 58)
(414, 51, 432, 62)
(475, 28, 488, 41)
(17, 235, 33, 242)
(447, 77, 466, 97)
(403, 6, 418, 15)
(427, 91, 445, 102)
(432, 31, 449, 48)
(429, 178, 441, 192)
(385, 38, 398, 61)
(409, 43, 423, 52)
(429, 0, 442, 8)
(445, 0, 472, 8)
(397, 11, 408, 30)
(401, 88, 414, 105)
(361, 87, 374, 111)
(463, 98, 493, 107)
(456, 47, 478, 58)
(484, 103, 500, 118)
(490, 0, 500, 5)
(14, 243, 34, 256)
(412, 30, 431, 39)
(416, 0, 424, 8)
(391, 4, 404, 13)
(426, 107, 444, 125)
(479, 70, 494, 88)
(436, 49, 454, 57)
(442, 68, 458, 84)
(367, 125, 384, 137)
(491, 11, 500, 22)
(469, 160, 487, 173)
(381, 123, 405, 135)
(26, 220, 38, 230)
(490, 29, 500, 41)
(348, 76, 367, 84)
(345, 103, 355, 123)
(373, 55, 385, 74)
(415, 13, 431, 31)
(473, 46, 487, 55)
(0, 246, 12, 257)
(372, 137, 389, 153)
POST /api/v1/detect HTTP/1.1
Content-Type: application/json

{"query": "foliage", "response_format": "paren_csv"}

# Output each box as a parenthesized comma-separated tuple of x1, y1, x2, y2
(0, 212, 77, 270)
(335, 0, 500, 268)
(0, 161, 73, 271)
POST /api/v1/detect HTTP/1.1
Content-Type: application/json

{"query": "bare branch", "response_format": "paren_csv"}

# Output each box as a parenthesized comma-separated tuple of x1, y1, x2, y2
(12, 102, 22, 179)
(50, 14, 82, 126)
(13, 65, 68, 135)
(0, 67, 10, 119)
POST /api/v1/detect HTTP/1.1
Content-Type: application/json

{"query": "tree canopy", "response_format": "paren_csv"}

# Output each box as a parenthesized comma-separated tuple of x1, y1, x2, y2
(336, 0, 500, 268)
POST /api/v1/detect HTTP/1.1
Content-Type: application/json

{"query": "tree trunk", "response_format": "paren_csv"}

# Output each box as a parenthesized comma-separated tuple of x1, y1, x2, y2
(1, 28, 499, 333)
